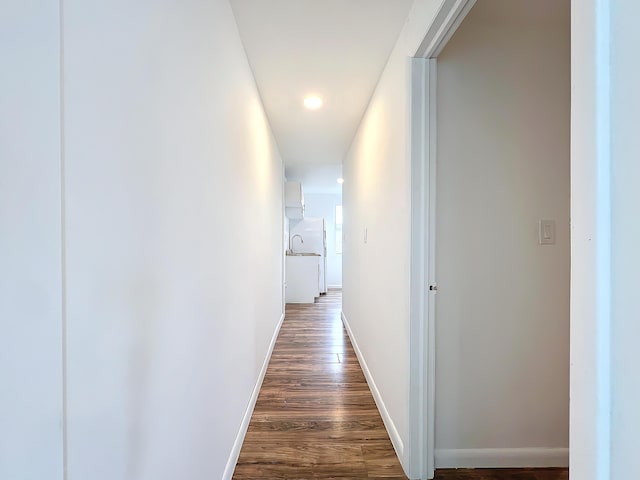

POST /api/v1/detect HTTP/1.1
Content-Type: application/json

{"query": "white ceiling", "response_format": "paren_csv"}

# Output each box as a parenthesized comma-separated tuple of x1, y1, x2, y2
(230, 0, 413, 172)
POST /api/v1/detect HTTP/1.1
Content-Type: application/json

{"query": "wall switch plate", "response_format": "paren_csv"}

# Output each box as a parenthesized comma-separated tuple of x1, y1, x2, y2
(539, 220, 556, 245)
(364, 227, 368, 243)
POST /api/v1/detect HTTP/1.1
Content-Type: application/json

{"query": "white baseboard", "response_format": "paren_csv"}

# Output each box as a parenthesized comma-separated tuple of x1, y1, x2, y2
(434, 448, 569, 469)
(341, 312, 405, 464)
(222, 313, 285, 480)
(327, 284, 342, 290)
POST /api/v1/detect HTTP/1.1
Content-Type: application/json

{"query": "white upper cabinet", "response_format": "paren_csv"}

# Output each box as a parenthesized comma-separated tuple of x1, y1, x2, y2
(285, 181, 304, 219)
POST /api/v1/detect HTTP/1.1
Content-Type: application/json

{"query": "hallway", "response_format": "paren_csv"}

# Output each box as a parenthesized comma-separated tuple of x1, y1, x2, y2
(232, 290, 407, 479)
(232, 290, 571, 480)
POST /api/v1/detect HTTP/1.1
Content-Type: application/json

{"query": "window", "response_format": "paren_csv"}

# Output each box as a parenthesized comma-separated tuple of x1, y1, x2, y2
(335, 205, 343, 254)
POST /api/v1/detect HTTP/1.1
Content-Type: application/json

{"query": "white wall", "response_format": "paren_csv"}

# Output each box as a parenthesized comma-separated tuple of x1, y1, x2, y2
(302, 193, 343, 288)
(0, 1, 64, 479)
(284, 164, 343, 196)
(609, 2, 640, 478)
(62, 1, 284, 477)
(5, 0, 284, 478)
(434, 0, 570, 466)
(342, 0, 443, 469)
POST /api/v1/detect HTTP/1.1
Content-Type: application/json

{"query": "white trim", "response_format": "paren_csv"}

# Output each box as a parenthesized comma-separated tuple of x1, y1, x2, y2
(593, 0, 611, 477)
(414, 0, 477, 58)
(327, 284, 342, 290)
(341, 312, 405, 464)
(222, 313, 285, 480)
(409, 3, 477, 479)
(408, 56, 429, 480)
(569, 3, 611, 479)
(435, 448, 570, 469)
(426, 57, 438, 480)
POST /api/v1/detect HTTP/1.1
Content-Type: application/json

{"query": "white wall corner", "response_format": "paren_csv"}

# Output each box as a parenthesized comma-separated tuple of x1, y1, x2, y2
(434, 448, 570, 469)
(341, 312, 407, 472)
(222, 313, 285, 480)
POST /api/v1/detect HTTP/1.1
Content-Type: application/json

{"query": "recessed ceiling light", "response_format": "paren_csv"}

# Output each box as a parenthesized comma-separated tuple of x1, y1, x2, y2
(304, 96, 323, 109)
(337, 178, 344, 184)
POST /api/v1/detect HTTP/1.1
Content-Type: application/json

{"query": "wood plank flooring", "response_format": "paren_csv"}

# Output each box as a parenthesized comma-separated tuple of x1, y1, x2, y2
(232, 290, 570, 480)
(232, 290, 407, 479)
(434, 469, 568, 480)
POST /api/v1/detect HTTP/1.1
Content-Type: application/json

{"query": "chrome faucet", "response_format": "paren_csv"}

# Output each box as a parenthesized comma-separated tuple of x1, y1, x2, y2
(290, 233, 304, 253)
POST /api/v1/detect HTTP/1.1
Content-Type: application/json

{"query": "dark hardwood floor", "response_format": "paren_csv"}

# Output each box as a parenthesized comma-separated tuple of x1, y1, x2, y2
(232, 290, 406, 479)
(232, 290, 570, 480)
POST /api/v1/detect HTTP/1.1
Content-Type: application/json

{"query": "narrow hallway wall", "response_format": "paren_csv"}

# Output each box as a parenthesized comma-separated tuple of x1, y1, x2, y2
(0, 1, 64, 478)
(62, 1, 284, 478)
(341, 0, 446, 470)
(0, 0, 284, 478)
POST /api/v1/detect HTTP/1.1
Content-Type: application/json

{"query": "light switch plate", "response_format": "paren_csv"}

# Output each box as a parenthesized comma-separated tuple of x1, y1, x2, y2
(539, 220, 556, 245)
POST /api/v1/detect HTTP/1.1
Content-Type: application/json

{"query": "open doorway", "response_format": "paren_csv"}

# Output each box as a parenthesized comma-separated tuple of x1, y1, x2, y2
(409, 1, 570, 478)
(284, 165, 344, 303)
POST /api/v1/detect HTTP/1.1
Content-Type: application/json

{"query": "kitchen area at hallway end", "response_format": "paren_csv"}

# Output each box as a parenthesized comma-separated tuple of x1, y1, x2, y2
(284, 179, 342, 304)
(286, 215, 327, 304)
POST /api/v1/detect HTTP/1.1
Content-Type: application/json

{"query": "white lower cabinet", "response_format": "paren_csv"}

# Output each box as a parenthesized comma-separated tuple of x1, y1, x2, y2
(285, 255, 320, 303)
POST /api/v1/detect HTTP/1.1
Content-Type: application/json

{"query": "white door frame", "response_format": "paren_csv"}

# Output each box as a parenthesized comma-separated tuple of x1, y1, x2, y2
(408, 1, 477, 479)
(409, 2, 616, 479)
